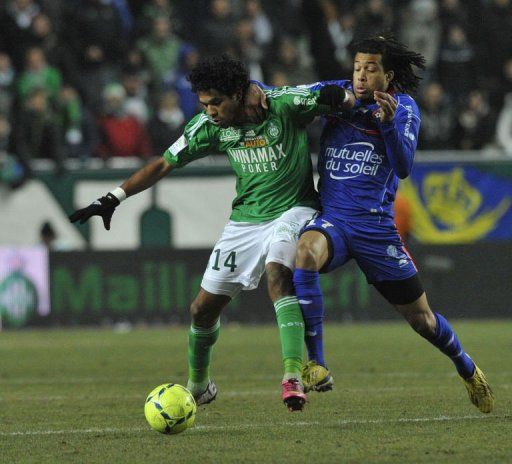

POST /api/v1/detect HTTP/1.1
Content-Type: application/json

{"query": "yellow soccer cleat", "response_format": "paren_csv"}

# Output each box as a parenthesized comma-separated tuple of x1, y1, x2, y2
(463, 365, 494, 413)
(302, 360, 334, 393)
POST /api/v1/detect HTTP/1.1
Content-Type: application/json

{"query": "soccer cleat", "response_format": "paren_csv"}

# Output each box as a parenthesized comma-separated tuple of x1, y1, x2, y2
(281, 378, 307, 412)
(302, 360, 334, 393)
(193, 381, 217, 406)
(463, 365, 494, 413)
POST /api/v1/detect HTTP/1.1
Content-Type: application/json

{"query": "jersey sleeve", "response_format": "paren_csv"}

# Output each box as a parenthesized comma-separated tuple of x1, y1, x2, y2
(265, 86, 331, 126)
(250, 79, 274, 90)
(296, 79, 351, 92)
(378, 95, 421, 179)
(162, 113, 217, 168)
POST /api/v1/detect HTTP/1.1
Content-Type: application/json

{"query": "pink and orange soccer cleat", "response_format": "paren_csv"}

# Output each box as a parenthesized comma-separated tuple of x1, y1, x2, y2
(281, 378, 307, 412)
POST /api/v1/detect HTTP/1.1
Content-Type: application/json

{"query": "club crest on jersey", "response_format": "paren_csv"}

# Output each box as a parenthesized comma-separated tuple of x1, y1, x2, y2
(265, 121, 281, 139)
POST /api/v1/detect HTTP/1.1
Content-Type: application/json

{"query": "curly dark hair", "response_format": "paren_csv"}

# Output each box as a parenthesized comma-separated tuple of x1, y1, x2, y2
(187, 54, 250, 99)
(349, 33, 426, 94)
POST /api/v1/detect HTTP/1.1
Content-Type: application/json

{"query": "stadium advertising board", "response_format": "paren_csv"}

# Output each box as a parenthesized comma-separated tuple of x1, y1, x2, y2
(46, 244, 512, 326)
(0, 246, 50, 327)
(0, 243, 510, 327)
(49, 250, 371, 325)
(1, 160, 512, 249)
(401, 164, 512, 243)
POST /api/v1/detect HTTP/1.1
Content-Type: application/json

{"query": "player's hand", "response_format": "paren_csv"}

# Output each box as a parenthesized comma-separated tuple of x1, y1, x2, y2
(245, 83, 268, 123)
(374, 91, 397, 123)
(318, 85, 354, 112)
(68, 193, 120, 230)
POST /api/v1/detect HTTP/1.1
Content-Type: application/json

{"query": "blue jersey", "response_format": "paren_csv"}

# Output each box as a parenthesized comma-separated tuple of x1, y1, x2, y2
(300, 80, 421, 224)
(253, 80, 421, 282)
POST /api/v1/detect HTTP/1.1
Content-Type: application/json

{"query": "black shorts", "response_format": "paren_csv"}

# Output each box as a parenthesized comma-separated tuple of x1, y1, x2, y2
(373, 273, 425, 305)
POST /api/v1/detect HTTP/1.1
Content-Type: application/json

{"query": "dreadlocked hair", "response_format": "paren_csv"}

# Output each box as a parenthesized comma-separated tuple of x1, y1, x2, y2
(349, 33, 426, 94)
(187, 54, 249, 99)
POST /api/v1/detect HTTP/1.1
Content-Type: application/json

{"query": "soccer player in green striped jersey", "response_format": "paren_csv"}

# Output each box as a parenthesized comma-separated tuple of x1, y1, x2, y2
(69, 55, 351, 411)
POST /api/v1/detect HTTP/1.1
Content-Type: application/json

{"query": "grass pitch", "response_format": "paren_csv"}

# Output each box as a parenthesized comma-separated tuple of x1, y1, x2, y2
(0, 321, 510, 463)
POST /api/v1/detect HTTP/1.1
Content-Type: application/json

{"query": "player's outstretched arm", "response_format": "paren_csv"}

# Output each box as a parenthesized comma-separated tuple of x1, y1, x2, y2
(300, 80, 356, 111)
(119, 157, 173, 197)
(317, 85, 356, 112)
(69, 157, 173, 230)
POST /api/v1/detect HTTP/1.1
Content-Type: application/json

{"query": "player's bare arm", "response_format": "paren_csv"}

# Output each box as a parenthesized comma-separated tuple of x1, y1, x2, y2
(247, 82, 356, 118)
(120, 157, 173, 198)
(69, 157, 173, 230)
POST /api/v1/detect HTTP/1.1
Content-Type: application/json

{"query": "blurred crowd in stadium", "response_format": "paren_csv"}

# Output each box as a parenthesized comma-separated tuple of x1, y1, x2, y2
(0, 0, 512, 182)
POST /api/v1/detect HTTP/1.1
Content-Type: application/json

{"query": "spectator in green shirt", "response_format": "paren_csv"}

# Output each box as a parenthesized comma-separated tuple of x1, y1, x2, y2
(17, 46, 61, 104)
(137, 16, 182, 94)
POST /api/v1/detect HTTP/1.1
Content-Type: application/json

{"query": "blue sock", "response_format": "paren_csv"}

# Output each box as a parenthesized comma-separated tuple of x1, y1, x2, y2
(293, 268, 326, 367)
(427, 313, 475, 379)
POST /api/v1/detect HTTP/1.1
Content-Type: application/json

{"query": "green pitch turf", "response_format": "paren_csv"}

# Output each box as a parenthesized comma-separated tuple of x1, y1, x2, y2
(0, 321, 510, 463)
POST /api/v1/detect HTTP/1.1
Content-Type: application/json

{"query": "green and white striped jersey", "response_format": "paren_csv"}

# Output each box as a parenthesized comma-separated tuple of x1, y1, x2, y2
(163, 86, 330, 223)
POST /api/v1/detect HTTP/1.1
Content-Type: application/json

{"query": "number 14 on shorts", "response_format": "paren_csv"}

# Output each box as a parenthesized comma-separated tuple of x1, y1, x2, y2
(211, 249, 238, 272)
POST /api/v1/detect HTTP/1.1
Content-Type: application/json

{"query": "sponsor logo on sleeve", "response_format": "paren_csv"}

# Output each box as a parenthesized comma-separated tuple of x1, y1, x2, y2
(293, 95, 317, 106)
(403, 105, 415, 141)
(169, 135, 188, 155)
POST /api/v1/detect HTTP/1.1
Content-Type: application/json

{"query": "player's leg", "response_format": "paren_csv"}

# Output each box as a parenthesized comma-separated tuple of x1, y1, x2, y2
(352, 222, 494, 413)
(293, 216, 349, 392)
(374, 276, 475, 375)
(266, 261, 307, 411)
(294, 230, 333, 391)
(186, 287, 232, 405)
(264, 206, 321, 410)
(187, 220, 251, 405)
(294, 230, 330, 366)
(375, 276, 494, 413)
(395, 290, 495, 414)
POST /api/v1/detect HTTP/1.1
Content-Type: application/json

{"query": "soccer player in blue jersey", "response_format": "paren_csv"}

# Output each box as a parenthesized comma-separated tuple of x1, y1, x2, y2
(292, 34, 494, 413)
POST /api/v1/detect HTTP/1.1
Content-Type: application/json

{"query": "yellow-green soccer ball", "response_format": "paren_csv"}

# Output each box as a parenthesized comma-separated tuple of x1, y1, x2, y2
(144, 383, 197, 434)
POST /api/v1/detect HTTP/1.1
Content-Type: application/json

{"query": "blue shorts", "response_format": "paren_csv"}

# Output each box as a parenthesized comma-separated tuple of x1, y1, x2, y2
(301, 214, 418, 283)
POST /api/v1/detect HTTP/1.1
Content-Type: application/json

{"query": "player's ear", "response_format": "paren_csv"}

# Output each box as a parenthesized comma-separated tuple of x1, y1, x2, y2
(234, 87, 245, 102)
(385, 70, 394, 84)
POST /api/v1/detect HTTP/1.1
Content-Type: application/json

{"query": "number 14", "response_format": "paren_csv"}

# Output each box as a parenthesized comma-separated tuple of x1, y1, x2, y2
(211, 249, 237, 272)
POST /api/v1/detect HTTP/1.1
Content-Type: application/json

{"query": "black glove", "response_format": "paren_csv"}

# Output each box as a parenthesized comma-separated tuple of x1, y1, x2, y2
(69, 193, 120, 230)
(318, 85, 348, 111)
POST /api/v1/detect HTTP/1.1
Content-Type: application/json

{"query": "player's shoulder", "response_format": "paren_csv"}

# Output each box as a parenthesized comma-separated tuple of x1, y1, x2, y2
(394, 92, 420, 116)
(264, 85, 315, 101)
(183, 111, 216, 139)
(394, 92, 419, 108)
(263, 86, 317, 117)
(296, 79, 351, 91)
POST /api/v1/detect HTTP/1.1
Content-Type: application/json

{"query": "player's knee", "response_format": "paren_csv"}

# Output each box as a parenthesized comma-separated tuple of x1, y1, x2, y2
(295, 241, 320, 270)
(189, 300, 215, 327)
(408, 311, 436, 338)
(266, 263, 294, 300)
(189, 300, 203, 320)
